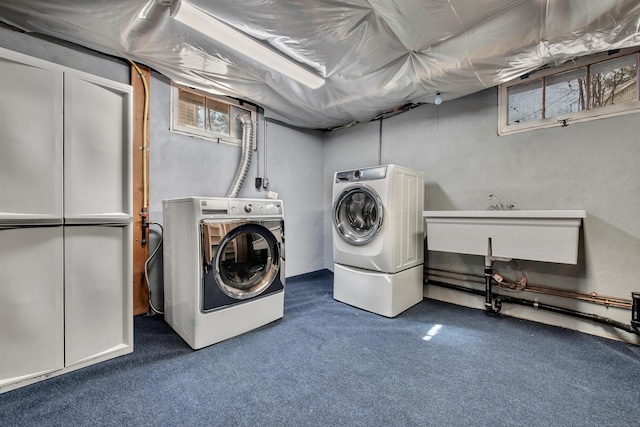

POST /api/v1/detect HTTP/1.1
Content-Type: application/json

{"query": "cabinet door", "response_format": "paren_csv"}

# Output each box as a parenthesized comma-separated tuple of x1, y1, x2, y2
(0, 51, 63, 222)
(63, 73, 132, 223)
(0, 227, 64, 390)
(64, 225, 133, 366)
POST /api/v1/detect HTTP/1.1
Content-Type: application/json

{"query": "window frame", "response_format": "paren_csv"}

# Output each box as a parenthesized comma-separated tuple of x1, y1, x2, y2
(170, 83, 257, 146)
(498, 48, 640, 136)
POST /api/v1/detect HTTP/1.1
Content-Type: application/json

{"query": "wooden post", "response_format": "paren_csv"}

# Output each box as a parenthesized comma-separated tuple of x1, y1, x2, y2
(130, 63, 151, 315)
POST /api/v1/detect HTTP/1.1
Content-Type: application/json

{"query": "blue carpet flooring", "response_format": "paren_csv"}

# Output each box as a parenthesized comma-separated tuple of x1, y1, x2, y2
(2, 269, 640, 426)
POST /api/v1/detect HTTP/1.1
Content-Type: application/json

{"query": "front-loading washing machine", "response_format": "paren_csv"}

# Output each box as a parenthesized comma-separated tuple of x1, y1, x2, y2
(332, 164, 424, 317)
(162, 197, 284, 349)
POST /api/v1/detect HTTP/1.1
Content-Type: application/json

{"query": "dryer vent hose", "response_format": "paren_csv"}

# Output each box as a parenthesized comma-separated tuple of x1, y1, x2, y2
(226, 113, 254, 198)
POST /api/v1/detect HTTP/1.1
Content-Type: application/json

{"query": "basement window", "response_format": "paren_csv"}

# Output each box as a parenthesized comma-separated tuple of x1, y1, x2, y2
(171, 84, 256, 145)
(498, 48, 640, 135)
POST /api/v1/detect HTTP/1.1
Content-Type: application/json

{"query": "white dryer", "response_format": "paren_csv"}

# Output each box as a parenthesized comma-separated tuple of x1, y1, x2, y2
(332, 164, 424, 317)
(162, 197, 284, 349)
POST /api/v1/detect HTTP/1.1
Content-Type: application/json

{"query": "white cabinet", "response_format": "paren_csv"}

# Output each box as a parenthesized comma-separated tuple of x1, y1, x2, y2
(65, 226, 132, 367)
(63, 73, 132, 223)
(0, 47, 132, 394)
(0, 227, 64, 388)
(0, 54, 63, 222)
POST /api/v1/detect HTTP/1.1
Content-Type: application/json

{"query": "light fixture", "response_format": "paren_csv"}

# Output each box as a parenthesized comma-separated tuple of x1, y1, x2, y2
(434, 92, 443, 105)
(171, 0, 325, 89)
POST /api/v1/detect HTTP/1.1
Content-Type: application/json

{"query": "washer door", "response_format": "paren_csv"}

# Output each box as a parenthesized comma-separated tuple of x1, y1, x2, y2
(333, 185, 383, 246)
(212, 223, 281, 300)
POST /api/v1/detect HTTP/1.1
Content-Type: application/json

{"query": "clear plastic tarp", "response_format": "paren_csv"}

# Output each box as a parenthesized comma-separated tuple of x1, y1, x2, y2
(0, 0, 639, 129)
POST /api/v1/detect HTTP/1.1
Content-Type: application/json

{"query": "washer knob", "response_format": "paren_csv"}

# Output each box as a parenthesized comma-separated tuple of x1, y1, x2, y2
(244, 204, 252, 213)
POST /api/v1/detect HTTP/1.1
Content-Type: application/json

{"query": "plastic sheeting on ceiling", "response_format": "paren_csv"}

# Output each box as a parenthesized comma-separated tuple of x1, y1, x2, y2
(0, 0, 639, 130)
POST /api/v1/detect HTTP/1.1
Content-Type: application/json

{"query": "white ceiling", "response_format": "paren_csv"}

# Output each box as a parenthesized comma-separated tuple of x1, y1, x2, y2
(1, 0, 639, 129)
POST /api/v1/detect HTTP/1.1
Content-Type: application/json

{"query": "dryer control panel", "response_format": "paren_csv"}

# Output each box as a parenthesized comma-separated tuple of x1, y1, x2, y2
(229, 199, 283, 217)
(196, 197, 283, 218)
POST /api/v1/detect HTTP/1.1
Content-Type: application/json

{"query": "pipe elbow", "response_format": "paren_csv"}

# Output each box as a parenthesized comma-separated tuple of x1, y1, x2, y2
(237, 112, 253, 125)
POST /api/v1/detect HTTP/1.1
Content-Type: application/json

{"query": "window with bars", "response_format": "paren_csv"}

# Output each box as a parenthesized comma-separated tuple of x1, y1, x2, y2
(498, 49, 640, 135)
(171, 85, 256, 145)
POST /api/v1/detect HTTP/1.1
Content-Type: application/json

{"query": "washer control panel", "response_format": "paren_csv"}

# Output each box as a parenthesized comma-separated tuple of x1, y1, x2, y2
(335, 165, 388, 183)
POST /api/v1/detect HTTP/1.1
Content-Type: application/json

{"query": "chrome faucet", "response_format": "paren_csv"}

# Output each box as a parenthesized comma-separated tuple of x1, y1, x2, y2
(488, 194, 514, 210)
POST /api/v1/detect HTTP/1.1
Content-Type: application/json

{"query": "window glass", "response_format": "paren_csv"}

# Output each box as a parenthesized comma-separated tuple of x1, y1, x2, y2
(216, 225, 279, 299)
(589, 55, 638, 109)
(507, 79, 543, 125)
(205, 98, 229, 134)
(545, 68, 587, 118)
(172, 84, 257, 145)
(177, 89, 205, 129)
(334, 187, 383, 245)
(499, 50, 640, 135)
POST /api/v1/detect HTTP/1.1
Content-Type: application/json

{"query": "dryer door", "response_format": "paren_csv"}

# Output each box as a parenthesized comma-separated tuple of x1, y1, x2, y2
(202, 221, 282, 309)
(333, 185, 384, 246)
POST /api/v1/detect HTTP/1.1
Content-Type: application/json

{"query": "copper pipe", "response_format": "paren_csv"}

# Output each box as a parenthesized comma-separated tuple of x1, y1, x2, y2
(427, 268, 632, 309)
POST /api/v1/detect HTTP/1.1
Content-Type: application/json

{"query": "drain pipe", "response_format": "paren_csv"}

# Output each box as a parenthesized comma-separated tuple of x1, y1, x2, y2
(428, 267, 632, 308)
(484, 257, 500, 314)
(226, 113, 254, 198)
(494, 294, 639, 334)
(426, 237, 639, 334)
(427, 280, 640, 335)
(484, 238, 500, 315)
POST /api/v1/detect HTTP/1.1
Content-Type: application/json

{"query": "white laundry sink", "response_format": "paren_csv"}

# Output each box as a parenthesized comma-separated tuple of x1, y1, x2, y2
(422, 210, 586, 264)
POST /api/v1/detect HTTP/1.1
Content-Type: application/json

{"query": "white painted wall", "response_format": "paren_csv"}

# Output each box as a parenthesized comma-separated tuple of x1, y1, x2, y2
(325, 88, 640, 343)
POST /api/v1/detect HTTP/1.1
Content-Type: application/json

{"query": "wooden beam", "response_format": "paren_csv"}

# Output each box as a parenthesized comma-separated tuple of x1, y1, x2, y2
(130, 63, 151, 316)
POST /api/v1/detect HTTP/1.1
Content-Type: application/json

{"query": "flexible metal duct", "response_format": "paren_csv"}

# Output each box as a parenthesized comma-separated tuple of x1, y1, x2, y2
(226, 113, 253, 198)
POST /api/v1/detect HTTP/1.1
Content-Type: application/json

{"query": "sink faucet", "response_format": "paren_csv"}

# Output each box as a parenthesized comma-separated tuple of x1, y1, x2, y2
(488, 194, 514, 210)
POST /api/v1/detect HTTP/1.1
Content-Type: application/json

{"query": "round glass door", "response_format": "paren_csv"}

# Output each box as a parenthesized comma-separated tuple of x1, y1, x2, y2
(333, 185, 383, 245)
(214, 224, 280, 299)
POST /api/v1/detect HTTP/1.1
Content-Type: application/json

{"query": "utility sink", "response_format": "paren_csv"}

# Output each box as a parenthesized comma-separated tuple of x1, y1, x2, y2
(422, 210, 586, 264)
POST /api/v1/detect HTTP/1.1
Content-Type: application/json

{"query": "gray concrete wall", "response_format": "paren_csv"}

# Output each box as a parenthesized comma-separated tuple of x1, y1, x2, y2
(325, 88, 640, 343)
(264, 120, 325, 276)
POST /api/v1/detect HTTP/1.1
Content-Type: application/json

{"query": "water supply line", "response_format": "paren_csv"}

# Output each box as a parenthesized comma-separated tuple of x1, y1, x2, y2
(426, 238, 637, 334)
(427, 268, 632, 309)
(129, 60, 150, 244)
(226, 113, 254, 198)
(426, 278, 639, 334)
(493, 294, 639, 334)
(145, 222, 164, 315)
(426, 256, 640, 335)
